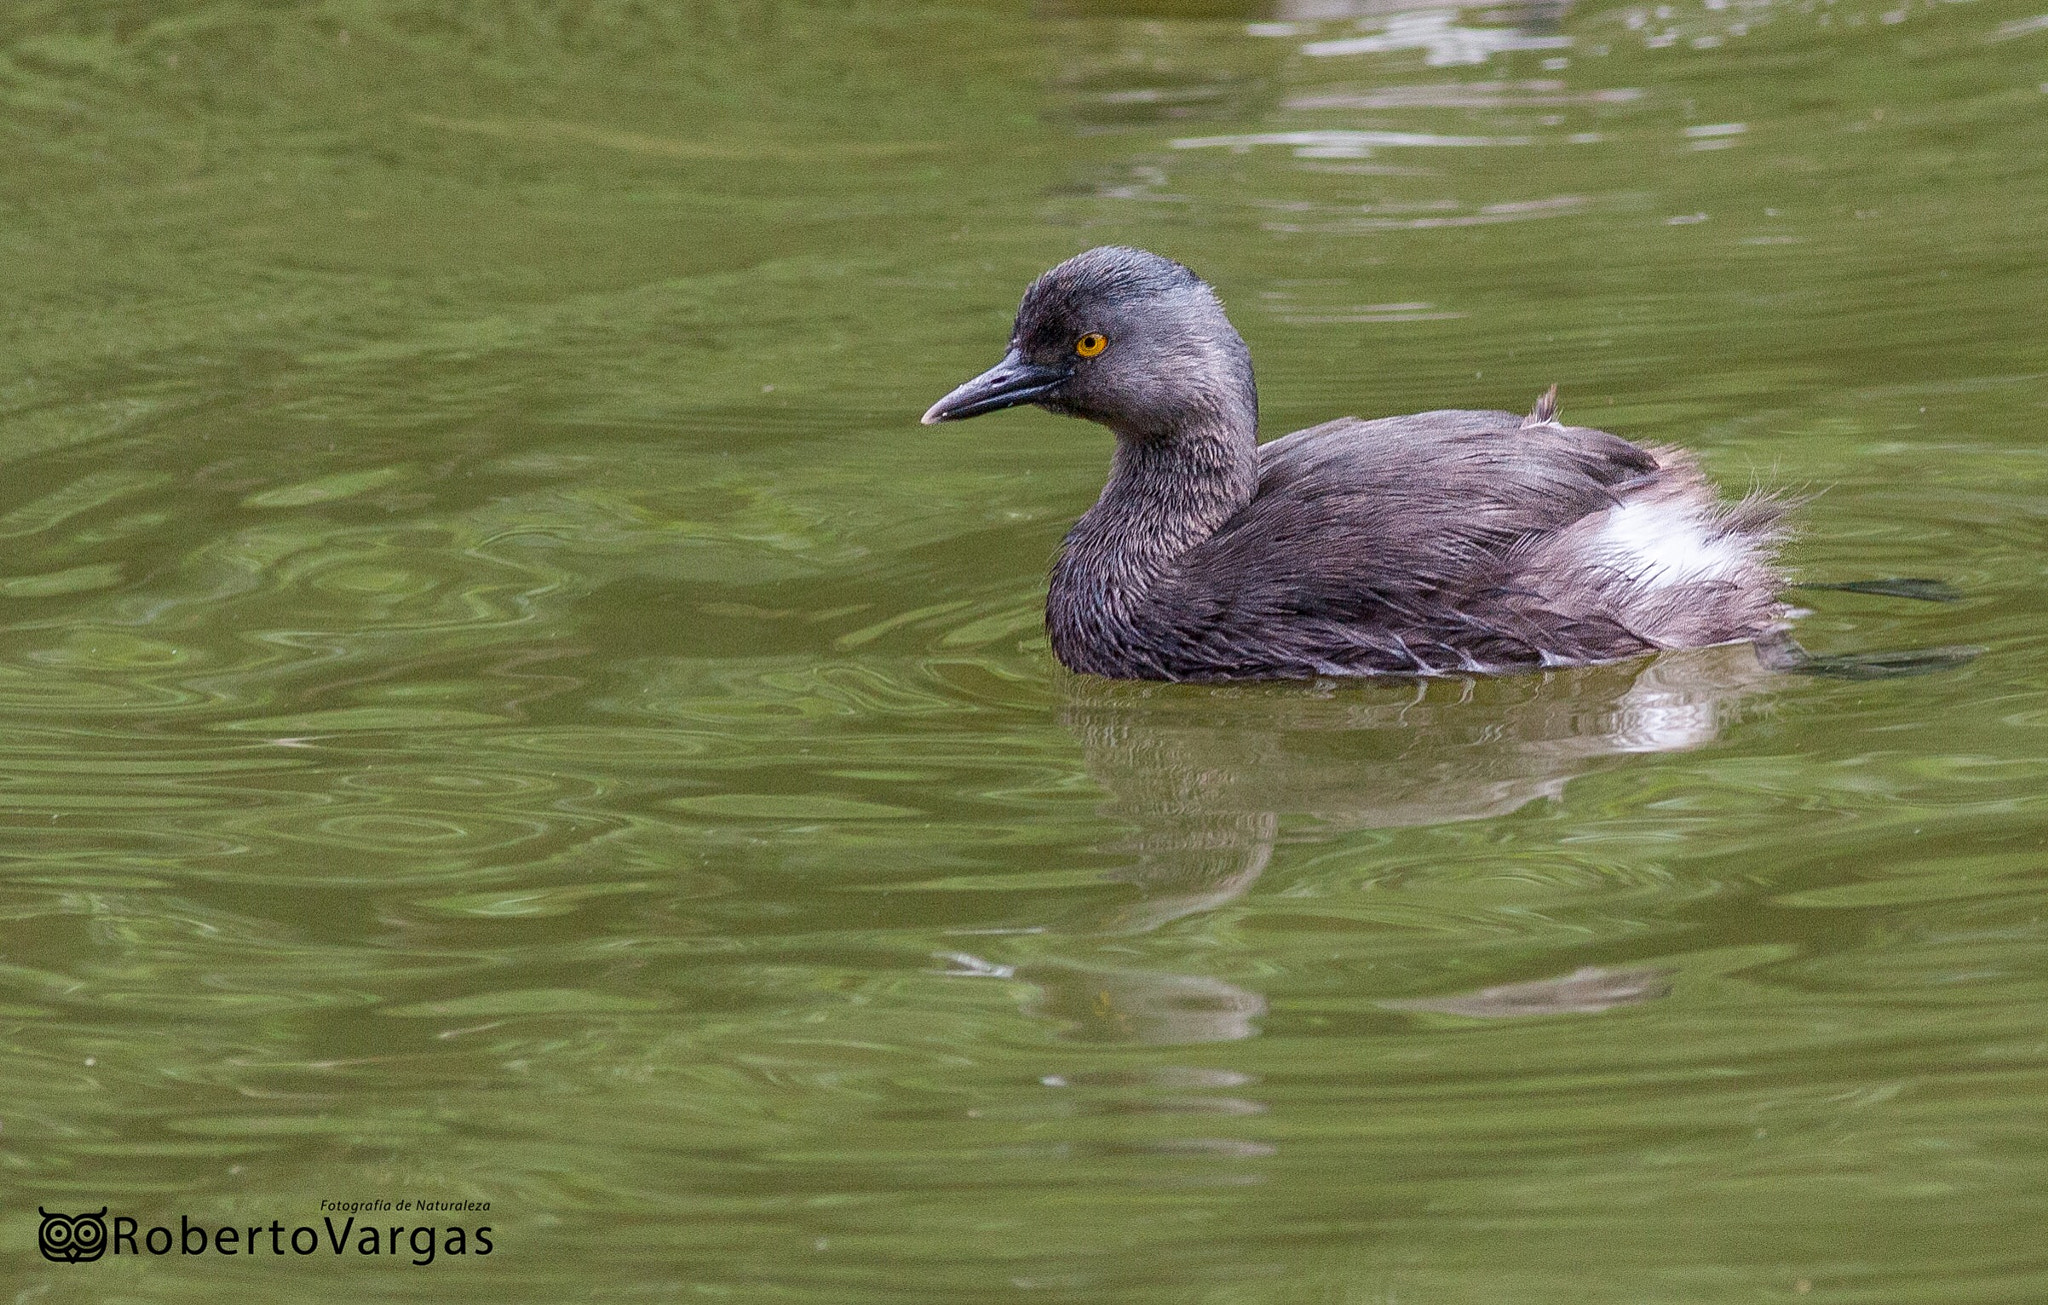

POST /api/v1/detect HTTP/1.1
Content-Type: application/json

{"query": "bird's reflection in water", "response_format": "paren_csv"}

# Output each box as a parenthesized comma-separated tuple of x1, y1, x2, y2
(986, 644, 1774, 1044)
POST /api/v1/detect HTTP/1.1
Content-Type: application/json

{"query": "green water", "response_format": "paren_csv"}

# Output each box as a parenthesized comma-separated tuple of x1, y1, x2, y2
(3, 1, 2046, 1299)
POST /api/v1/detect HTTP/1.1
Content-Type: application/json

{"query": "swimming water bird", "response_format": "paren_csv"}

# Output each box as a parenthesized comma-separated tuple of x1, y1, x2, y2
(922, 246, 1790, 681)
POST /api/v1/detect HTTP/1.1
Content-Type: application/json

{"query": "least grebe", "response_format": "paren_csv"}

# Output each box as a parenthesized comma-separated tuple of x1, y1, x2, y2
(923, 246, 1788, 681)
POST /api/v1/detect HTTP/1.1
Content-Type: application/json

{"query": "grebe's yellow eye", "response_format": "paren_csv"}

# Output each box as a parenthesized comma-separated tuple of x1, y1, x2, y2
(1075, 333, 1108, 358)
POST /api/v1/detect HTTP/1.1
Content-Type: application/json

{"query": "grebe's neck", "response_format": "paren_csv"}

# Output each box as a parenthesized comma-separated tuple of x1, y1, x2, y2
(1048, 403, 1258, 677)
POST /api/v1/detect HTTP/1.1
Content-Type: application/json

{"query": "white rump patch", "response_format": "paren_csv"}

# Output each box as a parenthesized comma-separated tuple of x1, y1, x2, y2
(1587, 496, 1744, 590)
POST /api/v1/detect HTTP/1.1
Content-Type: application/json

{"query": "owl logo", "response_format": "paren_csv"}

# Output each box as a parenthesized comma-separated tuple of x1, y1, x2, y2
(38, 1207, 109, 1263)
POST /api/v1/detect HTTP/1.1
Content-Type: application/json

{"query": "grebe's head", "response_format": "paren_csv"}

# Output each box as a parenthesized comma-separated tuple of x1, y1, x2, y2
(921, 246, 1255, 441)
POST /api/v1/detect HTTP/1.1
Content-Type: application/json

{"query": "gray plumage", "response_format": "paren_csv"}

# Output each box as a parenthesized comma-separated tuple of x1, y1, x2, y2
(923, 246, 1791, 682)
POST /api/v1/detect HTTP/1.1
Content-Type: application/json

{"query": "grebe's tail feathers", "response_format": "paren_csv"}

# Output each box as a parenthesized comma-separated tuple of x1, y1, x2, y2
(1521, 384, 1560, 429)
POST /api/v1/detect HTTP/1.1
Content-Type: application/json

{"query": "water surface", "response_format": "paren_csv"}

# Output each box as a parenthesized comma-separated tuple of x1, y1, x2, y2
(3, 1, 2047, 1300)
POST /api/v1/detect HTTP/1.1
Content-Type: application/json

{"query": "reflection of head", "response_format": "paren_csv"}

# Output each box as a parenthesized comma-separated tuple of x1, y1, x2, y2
(1062, 645, 1775, 928)
(1021, 962, 1267, 1044)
